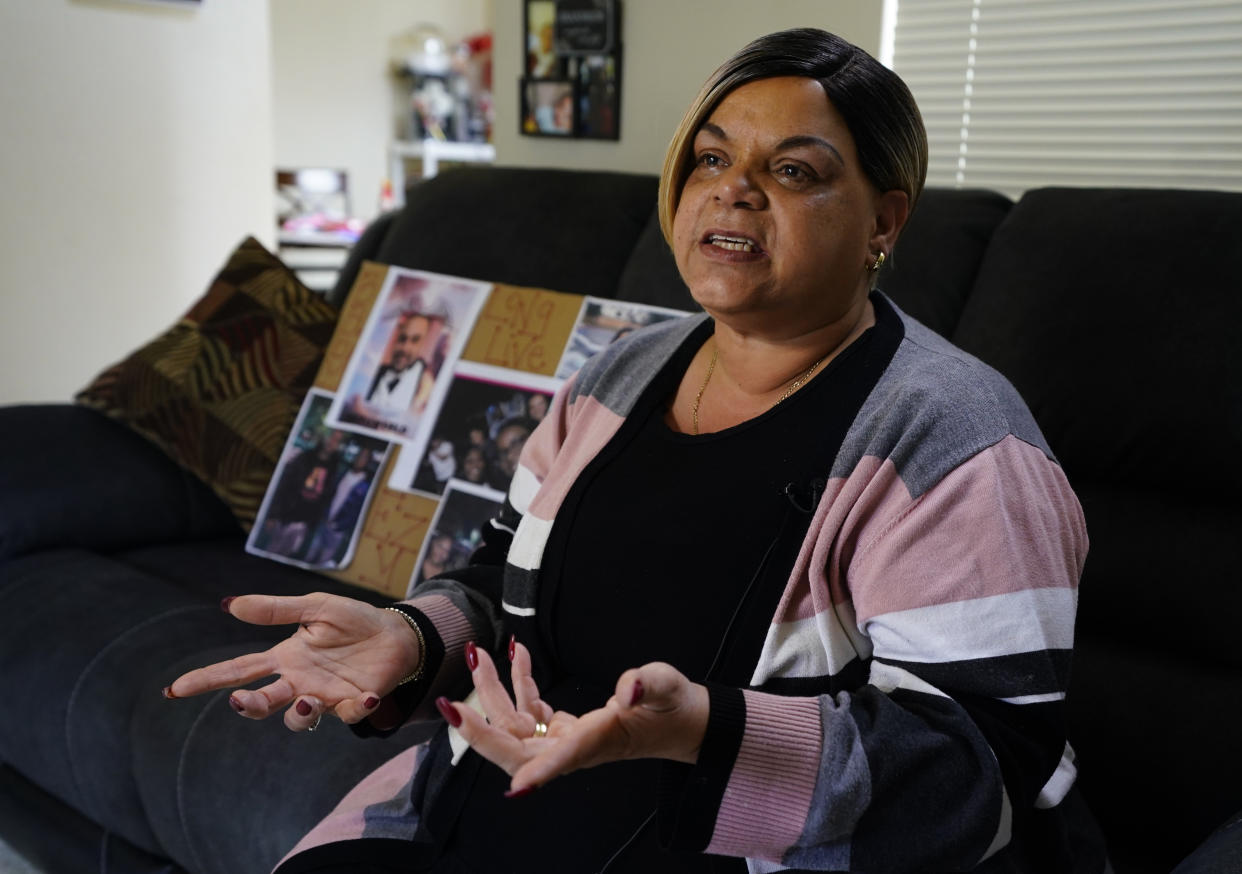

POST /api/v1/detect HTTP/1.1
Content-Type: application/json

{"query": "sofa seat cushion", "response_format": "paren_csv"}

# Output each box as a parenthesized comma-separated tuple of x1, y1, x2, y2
(0, 539, 422, 871)
(132, 646, 430, 874)
(106, 540, 431, 873)
(1171, 809, 1242, 874)
(0, 764, 187, 874)
(0, 546, 271, 855)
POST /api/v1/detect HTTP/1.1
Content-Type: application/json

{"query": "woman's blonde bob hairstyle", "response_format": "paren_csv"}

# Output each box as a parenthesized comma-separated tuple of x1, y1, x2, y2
(658, 28, 928, 247)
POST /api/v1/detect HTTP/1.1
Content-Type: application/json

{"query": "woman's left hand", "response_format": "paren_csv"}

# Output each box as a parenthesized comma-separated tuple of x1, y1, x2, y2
(441, 640, 710, 797)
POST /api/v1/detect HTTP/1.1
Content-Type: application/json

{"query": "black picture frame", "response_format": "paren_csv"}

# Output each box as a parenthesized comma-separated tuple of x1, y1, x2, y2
(521, 78, 578, 137)
(522, 0, 621, 141)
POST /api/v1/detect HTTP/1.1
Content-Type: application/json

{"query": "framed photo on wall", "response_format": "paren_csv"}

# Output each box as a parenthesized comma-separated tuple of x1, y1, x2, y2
(521, 78, 577, 137)
(521, 0, 621, 141)
(525, 0, 564, 78)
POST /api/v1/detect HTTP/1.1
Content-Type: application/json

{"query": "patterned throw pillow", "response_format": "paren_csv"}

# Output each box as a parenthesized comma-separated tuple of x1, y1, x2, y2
(76, 237, 339, 529)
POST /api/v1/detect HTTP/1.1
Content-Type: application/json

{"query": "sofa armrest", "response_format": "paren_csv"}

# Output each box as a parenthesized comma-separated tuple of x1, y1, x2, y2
(0, 404, 241, 559)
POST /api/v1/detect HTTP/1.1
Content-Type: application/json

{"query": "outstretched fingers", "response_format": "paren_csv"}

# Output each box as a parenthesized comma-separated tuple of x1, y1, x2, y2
(448, 695, 543, 777)
(164, 594, 327, 700)
(254, 685, 383, 732)
(228, 676, 296, 719)
(510, 638, 554, 726)
(224, 593, 328, 627)
(166, 651, 277, 699)
(469, 643, 536, 738)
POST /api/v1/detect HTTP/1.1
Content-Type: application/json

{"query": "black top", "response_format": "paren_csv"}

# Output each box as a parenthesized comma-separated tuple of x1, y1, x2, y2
(553, 319, 877, 691)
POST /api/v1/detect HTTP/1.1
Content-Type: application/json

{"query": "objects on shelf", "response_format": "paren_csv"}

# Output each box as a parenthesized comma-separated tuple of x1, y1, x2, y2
(392, 25, 493, 144)
(276, 168, 363, 243)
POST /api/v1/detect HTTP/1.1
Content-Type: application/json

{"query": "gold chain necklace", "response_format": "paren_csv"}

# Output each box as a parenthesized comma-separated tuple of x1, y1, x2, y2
(691, 347, 717, 436)
(691, 345, 825, 435)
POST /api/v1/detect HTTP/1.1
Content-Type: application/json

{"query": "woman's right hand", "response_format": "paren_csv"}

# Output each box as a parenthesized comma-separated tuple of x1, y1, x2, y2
(164, 593, 421, 732)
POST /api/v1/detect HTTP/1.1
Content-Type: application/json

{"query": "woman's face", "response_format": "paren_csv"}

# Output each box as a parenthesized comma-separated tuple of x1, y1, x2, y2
(429, 535, 452, 563)
(527, 393, 549, 421)
(672, 76, 900, 339)
(462, 446, 486, 481)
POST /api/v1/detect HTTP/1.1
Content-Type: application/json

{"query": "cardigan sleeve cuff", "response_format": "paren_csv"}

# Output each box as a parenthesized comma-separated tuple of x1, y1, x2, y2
(350, 594, 474, 737)
(657, 683, 746, 851)
(704, 689, 824, 861)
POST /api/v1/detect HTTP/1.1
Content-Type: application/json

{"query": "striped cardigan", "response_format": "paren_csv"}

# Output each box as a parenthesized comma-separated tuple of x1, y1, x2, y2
(286, 295, 1096, 873)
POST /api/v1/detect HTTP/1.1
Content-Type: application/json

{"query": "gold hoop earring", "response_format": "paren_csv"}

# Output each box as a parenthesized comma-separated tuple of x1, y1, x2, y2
(869, 251, 887, 272)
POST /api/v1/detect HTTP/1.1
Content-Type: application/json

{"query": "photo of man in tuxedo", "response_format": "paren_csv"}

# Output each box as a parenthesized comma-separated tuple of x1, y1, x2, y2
(327, 269, 490, 445)
(365, 312, 438, 414)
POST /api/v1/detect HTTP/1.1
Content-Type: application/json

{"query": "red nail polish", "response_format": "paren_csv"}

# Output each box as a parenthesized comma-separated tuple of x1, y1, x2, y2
(630, 679, 644, 707)
(161, 686, 176, 700)
(436, 696, 462, 728)
(465, 641, 478, 671)
(364, 696, 380, 710)
(508, 634, 516, 662)
(504, 786, 535, 799)
(228, 695, 244, 713)
(220, 596, 236, 613)
(296, 700, 312, 717)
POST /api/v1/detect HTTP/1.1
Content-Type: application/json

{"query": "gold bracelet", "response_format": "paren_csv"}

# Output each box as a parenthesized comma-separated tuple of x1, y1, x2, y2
(384, 606, 426, 686)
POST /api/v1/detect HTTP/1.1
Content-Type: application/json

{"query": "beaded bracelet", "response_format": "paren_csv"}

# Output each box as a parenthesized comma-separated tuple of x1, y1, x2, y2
(384, 606, 427, 686)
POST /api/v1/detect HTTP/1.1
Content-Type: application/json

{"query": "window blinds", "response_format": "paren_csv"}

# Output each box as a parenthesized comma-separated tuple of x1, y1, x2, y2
(890, 0, 1242, 197)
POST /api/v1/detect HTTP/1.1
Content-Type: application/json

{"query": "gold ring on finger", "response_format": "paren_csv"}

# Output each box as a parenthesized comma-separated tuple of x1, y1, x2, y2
(533, 721, 548, 738)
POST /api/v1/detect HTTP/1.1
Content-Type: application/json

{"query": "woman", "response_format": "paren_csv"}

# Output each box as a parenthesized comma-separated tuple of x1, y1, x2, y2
(167, 28, 1105, 873)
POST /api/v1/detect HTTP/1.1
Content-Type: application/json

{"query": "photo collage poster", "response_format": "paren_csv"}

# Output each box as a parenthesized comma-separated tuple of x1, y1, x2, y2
(385, 291, 691, 596)
(248, 263, 693, 596)
(245, 266, 490, 578)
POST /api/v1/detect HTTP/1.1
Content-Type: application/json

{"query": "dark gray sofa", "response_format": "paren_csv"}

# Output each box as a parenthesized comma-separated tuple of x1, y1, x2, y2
(1, 166, 1239, 874)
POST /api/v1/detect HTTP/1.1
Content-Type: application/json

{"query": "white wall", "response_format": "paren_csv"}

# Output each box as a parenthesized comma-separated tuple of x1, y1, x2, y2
(489, 0, 884, 176)
(0, 0, 274, 405)
(269, 0, 490, 223)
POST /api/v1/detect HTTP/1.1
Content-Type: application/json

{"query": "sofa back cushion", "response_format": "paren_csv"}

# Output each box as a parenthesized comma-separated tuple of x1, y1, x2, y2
(950, 186, 1242, 870)
(336, 176, 1014, 341)
(880, 187, 1013, 338)
(584, 185, 1015, 331)
(330, 167, 658, 308)
(953, 187, 1242, 494)
(615, 210, 698, 312)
